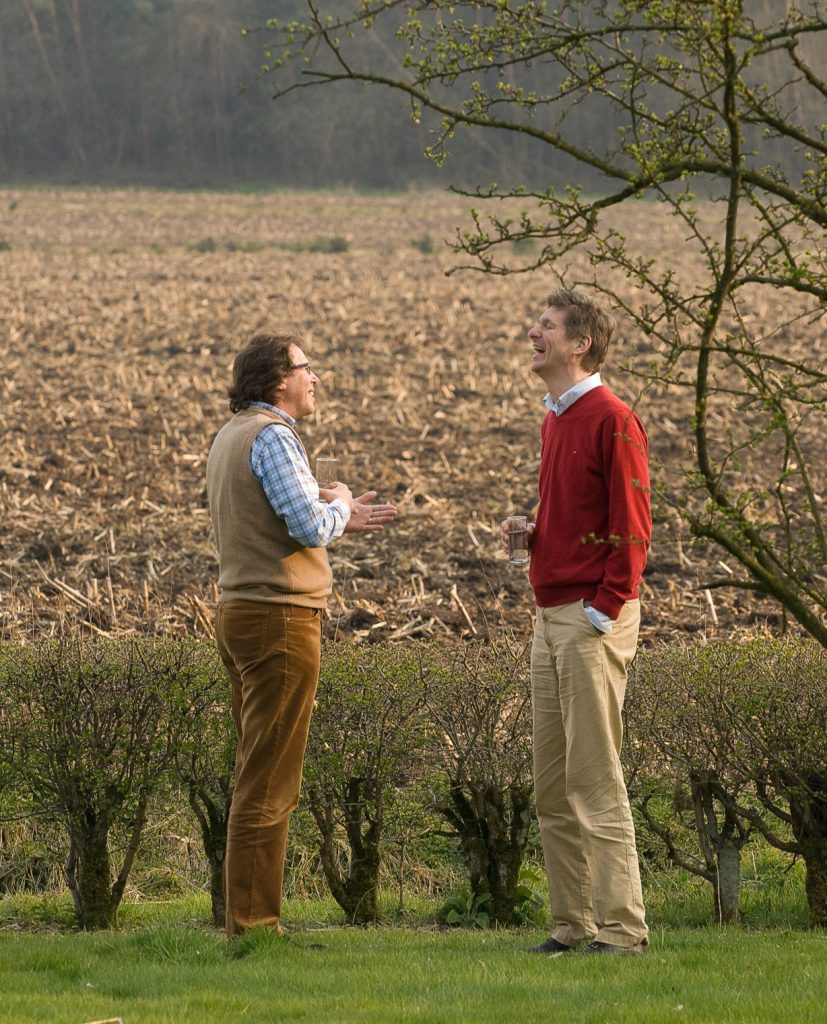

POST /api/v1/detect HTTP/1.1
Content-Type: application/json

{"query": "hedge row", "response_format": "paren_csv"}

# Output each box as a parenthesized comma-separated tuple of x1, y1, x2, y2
(0, 635, 824, 930)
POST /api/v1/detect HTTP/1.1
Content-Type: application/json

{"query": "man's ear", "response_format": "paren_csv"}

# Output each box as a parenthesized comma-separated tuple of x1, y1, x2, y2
(575, 335, 592, 353)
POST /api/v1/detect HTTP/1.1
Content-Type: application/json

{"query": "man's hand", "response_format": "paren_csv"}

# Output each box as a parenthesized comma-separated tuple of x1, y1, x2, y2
(319, 482, 354, 508)
(500, 518, 535, 554)
(345, 491, 399, 533)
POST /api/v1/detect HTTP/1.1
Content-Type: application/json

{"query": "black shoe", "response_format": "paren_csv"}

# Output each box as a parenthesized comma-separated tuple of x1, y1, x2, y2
(584, 940, 646, 956)
(527, 936, 575, 954)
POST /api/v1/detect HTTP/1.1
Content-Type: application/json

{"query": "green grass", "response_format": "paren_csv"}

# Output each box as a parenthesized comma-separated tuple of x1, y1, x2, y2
(1, 883, 825, 1024)
(1, 915, 826, 1023)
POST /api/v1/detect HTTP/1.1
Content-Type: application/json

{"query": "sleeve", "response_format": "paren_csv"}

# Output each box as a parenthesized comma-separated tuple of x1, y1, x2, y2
(591, 409, 652, 620)
(250, 425, 350, 547)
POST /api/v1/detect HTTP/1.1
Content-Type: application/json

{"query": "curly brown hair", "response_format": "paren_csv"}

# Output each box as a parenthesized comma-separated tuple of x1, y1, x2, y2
(227, 334, 297, 413)
(546, 287, 616, 371)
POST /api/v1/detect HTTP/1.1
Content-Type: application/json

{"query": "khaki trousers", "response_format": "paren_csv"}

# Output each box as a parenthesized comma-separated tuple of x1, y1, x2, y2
(216, 599, 321, 937)
(531, 599, 647, 948)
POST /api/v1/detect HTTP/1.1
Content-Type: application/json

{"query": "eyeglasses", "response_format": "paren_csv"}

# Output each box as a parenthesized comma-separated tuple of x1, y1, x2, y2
(290, 362, 314, 375)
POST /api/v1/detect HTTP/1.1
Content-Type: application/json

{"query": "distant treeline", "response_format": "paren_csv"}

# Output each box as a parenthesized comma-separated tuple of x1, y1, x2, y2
(0, 0, 815, 190)
(0, 0, 548, 188)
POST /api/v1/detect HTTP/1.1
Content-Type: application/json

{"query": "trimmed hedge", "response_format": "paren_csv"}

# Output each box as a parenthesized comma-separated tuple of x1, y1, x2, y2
(1, 635, 824, 929)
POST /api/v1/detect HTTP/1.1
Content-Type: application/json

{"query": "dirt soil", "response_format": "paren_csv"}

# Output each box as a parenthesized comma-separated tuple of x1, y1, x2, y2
(0, 189, 800, 646)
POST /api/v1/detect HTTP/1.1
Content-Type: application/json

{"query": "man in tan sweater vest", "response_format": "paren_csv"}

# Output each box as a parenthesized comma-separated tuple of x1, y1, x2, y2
(207, 333, 397, 936)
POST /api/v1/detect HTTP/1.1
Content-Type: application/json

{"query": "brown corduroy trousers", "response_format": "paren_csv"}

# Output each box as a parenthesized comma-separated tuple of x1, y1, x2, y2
(216, 599, 321, 937)
(531, 599, 648, 949)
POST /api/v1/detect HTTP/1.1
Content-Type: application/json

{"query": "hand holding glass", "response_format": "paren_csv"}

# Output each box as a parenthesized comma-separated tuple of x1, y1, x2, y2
(504, 516, 529, 564)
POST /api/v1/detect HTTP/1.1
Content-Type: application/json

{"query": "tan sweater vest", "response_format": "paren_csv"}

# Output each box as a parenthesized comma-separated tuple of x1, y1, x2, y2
(206, 406, 332, 607)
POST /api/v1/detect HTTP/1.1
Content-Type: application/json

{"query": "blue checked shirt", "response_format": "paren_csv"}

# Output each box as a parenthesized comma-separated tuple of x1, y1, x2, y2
(248, 402, 350, 547)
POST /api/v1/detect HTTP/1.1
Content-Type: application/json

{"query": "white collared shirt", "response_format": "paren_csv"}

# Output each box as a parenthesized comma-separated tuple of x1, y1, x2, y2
(542, 372, 603, 416)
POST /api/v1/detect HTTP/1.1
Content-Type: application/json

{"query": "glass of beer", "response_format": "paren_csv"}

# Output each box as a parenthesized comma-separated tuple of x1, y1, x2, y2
(315, 456, 338, 487)
(505, 515, 529, 564)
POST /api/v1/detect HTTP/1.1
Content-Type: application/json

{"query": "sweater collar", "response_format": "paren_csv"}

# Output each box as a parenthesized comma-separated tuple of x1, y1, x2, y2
(543, 373, 602, 416)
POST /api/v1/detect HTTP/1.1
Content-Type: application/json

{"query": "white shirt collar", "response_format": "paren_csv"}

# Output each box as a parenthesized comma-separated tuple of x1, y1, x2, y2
(543, 373, 602, 416)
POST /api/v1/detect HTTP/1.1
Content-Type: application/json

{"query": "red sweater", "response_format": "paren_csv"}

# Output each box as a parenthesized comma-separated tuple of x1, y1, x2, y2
(529, 386, 651, 619)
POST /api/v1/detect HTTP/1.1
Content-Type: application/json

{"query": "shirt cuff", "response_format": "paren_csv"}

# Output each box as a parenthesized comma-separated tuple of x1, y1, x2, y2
(584, 605, 613, 634)
(329, 498, 351, 523)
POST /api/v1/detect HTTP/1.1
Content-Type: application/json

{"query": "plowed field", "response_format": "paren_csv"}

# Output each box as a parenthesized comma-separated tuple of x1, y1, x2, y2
(1, 189, 799, 644)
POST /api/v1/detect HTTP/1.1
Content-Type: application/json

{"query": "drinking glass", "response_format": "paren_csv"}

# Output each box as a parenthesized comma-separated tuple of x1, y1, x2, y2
(315, 456, 338, 487)
(504, 515, 529, 564)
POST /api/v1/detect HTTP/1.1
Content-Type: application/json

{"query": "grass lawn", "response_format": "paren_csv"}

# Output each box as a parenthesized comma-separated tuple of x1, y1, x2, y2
(1, 890, 826, 1024)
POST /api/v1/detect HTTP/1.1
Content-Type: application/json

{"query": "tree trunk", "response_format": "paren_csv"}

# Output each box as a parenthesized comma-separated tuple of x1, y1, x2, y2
(787, 776, 827, 929)
(340, 778, 382, 924)
(715, 838, 741, 924)
(310, 785, 382, 925)
(691, 776, 746, 925)
(450, 781, 533, 927)
(209, 857, 226, 928)
(800, 838, 827, 929)
(189, 784, 230, 928)
(485, 784, 533, 926)
(312, 801, 349, 912)
(341, 840, 380, 925)
(66, 826, 117, 930)
(314, 819, 381, 924)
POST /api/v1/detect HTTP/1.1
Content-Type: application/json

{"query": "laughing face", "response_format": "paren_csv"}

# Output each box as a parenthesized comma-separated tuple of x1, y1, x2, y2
(528, 305, 575, 376)
(274, 343, 318, 420)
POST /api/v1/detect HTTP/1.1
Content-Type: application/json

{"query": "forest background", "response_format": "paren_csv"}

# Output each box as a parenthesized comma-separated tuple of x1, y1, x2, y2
(3, 0, 532, 188)
(2, 0, 821, 190)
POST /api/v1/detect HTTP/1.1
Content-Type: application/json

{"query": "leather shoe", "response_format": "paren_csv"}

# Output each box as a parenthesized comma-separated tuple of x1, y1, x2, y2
(585, 940, 646, 956)
(527, 936, 574, 954)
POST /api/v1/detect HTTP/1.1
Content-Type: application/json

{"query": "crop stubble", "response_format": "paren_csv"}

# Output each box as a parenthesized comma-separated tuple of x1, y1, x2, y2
(0, 189, 799, 644)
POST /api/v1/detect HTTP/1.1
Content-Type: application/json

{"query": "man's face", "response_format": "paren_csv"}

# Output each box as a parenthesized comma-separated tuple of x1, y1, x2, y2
(528, 305, 578, 377)
(274, 344, 318, 420)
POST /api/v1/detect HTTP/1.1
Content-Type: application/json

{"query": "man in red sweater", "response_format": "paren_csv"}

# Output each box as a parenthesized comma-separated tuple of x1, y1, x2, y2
(502, 287, 651, 955)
